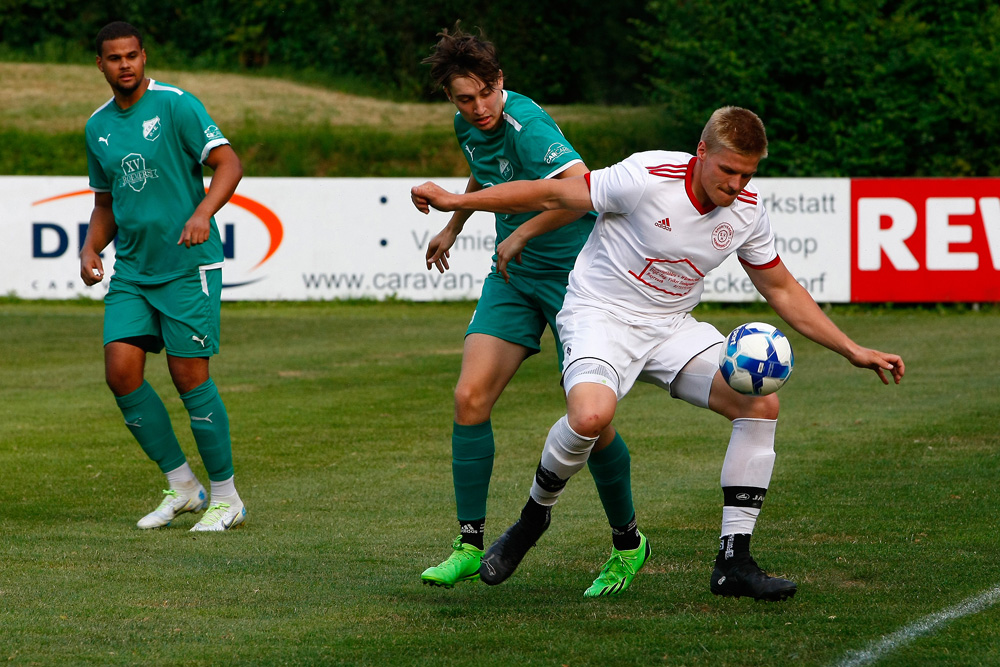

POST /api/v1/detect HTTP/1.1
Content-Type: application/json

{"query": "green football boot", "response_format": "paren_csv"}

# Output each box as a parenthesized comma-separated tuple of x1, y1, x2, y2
(421, 536, 484, 588)
(584, 531, 651, 597)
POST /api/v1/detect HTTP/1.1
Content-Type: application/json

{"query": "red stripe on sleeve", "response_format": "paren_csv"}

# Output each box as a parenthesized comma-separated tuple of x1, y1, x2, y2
(738, 254, 782, 270)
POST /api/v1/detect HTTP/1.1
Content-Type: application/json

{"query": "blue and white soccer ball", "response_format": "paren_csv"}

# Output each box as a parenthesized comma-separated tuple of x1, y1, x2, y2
(719, 322, 794, 396)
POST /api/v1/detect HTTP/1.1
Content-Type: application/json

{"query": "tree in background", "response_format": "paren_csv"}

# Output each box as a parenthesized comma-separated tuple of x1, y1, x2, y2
(2, 1, 998, 175)
(0, 1, 652, 105)
(636, 0, 1000, 176)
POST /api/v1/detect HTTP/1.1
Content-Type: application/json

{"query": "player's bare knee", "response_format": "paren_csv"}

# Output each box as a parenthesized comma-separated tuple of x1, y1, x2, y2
(566, 411, 610, 439)
(105, 371, 141, 397)
(562, 361, 620, 438)
(453, 383, 494, 423)
(167, 358, 210, 394)
(739, 393, 780, 420)
(710, 375, 780, 421)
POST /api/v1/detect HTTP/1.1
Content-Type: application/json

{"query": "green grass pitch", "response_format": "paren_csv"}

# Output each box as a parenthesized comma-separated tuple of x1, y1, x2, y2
(1, 300, 998, 665)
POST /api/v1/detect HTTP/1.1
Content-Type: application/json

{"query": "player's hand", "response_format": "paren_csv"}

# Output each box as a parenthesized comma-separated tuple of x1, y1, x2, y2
(411, 182, 457, 214)
(425, 226, 458, 273)
(80, 249, 105, 286)
(849, 347, 905, 385)
(178, 213, 212, 247)
(495, 232, 526, 283)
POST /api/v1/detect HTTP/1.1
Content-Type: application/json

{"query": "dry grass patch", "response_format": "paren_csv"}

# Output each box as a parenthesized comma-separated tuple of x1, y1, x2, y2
(1, 63, 657, 135)
(1, 63, 454, 133)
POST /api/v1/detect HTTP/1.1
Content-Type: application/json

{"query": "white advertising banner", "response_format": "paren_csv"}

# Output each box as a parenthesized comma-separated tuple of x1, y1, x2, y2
(704, 178, 851, 302)
(3, 177, 497, 301)
(3, 176, 851, 302)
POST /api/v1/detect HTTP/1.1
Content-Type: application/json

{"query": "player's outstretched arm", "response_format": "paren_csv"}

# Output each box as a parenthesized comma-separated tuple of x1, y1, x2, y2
(425, 176, 481, 273)
(411, 175, 593, 216)
(178, 144, 243, 248)
(747, 260, 905, 384)
(412, 181, 459, 215)
(494, 163, 592, 282)
(80, 192, 117, 286)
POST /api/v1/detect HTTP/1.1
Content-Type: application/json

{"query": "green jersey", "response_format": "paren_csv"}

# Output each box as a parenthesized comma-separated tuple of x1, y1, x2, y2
(454, 90, 596, 278)
(86, 79, 229, 284)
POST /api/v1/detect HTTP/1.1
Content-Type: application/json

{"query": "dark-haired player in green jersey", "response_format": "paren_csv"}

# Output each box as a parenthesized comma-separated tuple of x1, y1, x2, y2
(80, 21, 246, 531)
(417, 24, 649, 597)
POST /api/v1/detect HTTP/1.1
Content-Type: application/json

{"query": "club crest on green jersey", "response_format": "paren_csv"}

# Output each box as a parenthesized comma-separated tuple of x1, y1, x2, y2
(204, 125, 223, 140)
(142, 116, 161, 141)
(499, 158, 513, 181)
(120, 153, 159, 192)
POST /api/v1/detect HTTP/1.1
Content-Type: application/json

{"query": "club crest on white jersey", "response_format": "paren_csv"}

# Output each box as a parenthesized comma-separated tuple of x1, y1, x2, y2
(712, 222, 735, 250)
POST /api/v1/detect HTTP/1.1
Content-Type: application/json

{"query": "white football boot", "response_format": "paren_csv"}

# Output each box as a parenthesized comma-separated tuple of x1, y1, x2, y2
(190, 499, 247, 532)
(137, 485, 208, 529)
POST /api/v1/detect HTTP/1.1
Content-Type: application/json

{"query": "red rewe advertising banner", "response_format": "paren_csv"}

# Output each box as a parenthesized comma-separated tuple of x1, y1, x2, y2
(851, 178, 1000, 302)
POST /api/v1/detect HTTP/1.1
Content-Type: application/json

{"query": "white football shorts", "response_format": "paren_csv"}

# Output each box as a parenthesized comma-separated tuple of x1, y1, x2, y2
(558, 297, 724, 406)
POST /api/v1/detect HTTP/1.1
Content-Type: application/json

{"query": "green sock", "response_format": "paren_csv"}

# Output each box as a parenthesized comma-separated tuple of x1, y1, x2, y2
(452, 420, 495, 522)
(180, 379, 234, 482)
(115, 380, 186, 474)
(588, 431, 635, 527)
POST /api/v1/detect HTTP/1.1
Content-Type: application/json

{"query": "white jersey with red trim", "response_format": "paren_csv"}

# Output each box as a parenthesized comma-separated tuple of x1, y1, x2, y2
(568, 150, 779, 319)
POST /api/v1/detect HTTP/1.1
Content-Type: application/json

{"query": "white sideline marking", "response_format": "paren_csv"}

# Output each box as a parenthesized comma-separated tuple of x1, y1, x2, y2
(835, 584, 1000, 667)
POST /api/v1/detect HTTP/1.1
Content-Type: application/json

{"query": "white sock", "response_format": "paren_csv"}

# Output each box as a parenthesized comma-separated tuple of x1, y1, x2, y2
(209, 475, 239, 503)
(720, 418, 777, 536)
(530, 415, 598, 506)
(165, 462, 198, 490)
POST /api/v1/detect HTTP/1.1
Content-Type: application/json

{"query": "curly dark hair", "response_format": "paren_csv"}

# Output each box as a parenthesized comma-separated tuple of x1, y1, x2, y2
(422, 22, 501, 91)
(95, 21, 143, 56)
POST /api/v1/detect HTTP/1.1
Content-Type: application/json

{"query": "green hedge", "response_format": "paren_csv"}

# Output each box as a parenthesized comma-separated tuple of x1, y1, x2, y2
(637, 0, 1000, 177)
(0, 1, 651, 105)
(3, 1, 998, 176)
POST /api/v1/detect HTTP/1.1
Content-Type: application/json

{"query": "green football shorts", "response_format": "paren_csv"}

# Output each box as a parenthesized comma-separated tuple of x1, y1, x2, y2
(103, 267, 222, 357)
(466, 269, 570, 368)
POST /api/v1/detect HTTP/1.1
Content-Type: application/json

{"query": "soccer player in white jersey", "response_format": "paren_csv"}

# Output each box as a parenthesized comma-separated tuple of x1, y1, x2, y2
(80, 22, 247, 532)
(417, 25, 648, 597)
(412, 106, 905, 600)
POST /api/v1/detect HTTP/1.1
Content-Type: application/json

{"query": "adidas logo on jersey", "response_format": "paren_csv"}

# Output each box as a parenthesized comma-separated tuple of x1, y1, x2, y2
(654, 218, 671, 231)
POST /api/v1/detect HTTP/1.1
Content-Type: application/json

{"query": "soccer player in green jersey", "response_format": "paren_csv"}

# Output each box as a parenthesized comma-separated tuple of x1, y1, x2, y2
(79, 21, 247, 532)
(417, 25, 649, 597)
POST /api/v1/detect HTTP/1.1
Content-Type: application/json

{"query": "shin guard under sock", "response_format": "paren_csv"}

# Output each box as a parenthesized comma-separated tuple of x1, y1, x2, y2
(180, 379, 234, 482)
(115, 380, 186, 473)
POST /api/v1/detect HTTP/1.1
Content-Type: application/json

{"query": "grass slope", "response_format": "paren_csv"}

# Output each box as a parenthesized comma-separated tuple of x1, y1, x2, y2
(0, 63, 674, 177)
(1, 301, 998, 665)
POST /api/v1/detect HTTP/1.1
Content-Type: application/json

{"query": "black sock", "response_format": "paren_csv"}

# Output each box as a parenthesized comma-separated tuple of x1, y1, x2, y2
(520, 497, 551, 526)
(717, 533, 752, 565)
(611, 514, 641, 551)
(459, 518, 485, 550)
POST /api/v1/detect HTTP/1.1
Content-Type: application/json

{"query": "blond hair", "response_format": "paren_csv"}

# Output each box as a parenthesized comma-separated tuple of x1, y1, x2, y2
(700, 106, 768, 158)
